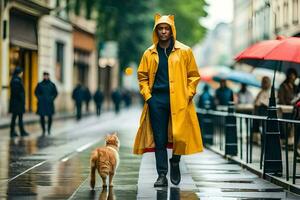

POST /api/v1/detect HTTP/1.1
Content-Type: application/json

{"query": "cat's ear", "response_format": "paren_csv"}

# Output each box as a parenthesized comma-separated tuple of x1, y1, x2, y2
(168, 15, 174, 22)
(154, 13, 161, 22)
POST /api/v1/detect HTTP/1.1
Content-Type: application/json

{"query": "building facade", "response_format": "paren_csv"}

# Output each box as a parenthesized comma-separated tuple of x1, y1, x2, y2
(71, 14, 98, 92)
(272, 0, 300, 37)
(0, 0, 50, 115)
(232, 0, 252, 56)
(233, 0, 300, 53)
(39, 0, 74, 112)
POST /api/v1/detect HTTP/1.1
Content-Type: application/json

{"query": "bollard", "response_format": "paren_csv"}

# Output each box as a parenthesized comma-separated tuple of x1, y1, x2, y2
(225, 101, 238, 156)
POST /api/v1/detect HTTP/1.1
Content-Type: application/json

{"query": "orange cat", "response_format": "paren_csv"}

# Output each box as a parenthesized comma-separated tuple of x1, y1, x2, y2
(90, 132, 120, 189)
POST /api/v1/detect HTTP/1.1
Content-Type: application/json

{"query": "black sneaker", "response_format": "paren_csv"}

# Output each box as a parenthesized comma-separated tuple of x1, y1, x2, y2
(154, 174, 168, 187)
(10, 131, 18, 138)
(170, 159, 181, 185)
(20, 131, 29, 137)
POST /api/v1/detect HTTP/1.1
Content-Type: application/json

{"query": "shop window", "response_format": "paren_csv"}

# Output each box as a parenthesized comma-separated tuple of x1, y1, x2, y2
(55, 41, 65, 83)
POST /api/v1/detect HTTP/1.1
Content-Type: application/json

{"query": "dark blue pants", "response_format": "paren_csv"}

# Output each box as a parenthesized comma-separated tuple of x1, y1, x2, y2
(148, 91, 181, 176)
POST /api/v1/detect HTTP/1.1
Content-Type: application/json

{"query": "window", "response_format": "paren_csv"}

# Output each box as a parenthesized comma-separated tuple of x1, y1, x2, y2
(55, 42, 65, 83)
(283, 1, 289, 27)
(274, 5, 280, 34)
(293, 0, 299, 24)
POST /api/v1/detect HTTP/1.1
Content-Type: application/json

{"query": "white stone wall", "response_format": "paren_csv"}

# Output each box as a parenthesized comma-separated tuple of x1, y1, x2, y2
(0, 3, 12, 116)
(38, 15, 74, 112)
(232, 0, 252, 55)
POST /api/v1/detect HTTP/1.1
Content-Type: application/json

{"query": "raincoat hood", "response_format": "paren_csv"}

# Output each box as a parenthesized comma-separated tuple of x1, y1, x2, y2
(152, 14, 176, 45)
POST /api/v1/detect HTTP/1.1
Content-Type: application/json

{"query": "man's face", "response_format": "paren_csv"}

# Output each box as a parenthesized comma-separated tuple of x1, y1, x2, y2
(220, 80, 226, 88)
(289, 73, 297, 83)
(43, 74, 49, 80)
(156, 23, 172, 42)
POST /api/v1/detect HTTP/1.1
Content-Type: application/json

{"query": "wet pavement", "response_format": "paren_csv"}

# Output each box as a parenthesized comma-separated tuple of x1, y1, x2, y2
(0, 108, 141, 199)
(1, 106, 300, 199)
(137, 151, 199, 200)
(185, 150, 300, 199)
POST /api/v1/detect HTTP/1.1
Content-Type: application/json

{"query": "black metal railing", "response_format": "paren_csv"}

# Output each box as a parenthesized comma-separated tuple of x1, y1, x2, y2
(197, 104, 300, 184)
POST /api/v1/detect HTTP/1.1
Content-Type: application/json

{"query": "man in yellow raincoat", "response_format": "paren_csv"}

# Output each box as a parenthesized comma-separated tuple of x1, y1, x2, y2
(134, 14, 203, 187)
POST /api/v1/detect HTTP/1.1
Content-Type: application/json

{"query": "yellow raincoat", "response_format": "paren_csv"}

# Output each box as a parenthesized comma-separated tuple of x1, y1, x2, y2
(133, 14, 203, 155)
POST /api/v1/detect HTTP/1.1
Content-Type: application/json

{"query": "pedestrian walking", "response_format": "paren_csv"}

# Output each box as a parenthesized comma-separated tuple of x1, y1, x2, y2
(215, 79, 234, 106)
(9, 66, 30, 137)
(34, 72, 58, 135)
(278, 68, 298, 143)
(197, 84, 215, 109)
(237, 83, 253, 104)
(133, 14, 203, 187)
(122, 88, 132, 108)
(72, 83, 84, 120)
(84, 86, 92, 113)
(111, 88, 122, 114)
(252, 76, 271, 144)
(292, 82, 300, 155)
(278, 68, 298, 105)
(93, 87, 104, 116)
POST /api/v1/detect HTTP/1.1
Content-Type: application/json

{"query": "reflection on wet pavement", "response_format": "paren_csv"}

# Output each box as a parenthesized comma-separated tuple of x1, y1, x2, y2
(155, 187, 199, 200)
(69, 116, 142, 199)
(184, 150, 300, 200)
(0, 109, 142, 199)
(137, 151, 199, 200)
(3, 108, 300, 199)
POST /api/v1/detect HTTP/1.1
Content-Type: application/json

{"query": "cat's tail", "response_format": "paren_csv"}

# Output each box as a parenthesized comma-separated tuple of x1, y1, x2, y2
(90, 150, 98, 189)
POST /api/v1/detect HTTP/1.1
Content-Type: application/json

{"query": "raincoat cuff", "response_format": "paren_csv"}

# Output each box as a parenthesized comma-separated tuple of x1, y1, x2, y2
(145, 93, 152, 102)
(188, 88, 195, 98)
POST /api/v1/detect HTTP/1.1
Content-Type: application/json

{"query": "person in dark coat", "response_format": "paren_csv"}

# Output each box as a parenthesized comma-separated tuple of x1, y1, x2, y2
(93, 87, 104, 116)
(72, 83, 84, 120)
(9, 66, 29, 137)
(278, 68, 298, 105)
(83, 86, 92, 113)
(122, 89, 132, 108)
(34, 72, 58, 135)
(197, 84, 215, 109)
(111, 88, 122, 114)
(215, 79, 234, 106)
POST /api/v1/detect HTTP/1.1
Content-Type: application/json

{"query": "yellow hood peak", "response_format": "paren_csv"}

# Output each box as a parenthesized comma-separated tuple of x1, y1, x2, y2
(152, 13, 176, 45)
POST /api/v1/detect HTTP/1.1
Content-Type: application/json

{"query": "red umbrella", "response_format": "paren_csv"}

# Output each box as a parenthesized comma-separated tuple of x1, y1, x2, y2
(234, 36, 300, 177)
(235, 37, 300, 69)
(235, 39, 282, 61)
(234, 36, 300, 108)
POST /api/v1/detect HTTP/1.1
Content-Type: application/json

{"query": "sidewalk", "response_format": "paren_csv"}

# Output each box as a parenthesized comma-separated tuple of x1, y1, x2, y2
(0, 112, 76, 129)
(137, 149, 300, 199)
(208, 143, 300, 196)
(0, 109, 109, 129)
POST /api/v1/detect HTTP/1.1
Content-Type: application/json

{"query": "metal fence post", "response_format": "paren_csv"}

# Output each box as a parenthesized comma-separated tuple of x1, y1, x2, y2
(197, 102, 214, 146)
(225, 101, 238, 156)
(263, 97, 283, 176)
(203, 102, 213, 145)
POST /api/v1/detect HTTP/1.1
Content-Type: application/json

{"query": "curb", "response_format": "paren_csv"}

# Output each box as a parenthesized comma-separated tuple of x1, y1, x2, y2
(206, 145, 300, 195)
(0, 113, 92, 129)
